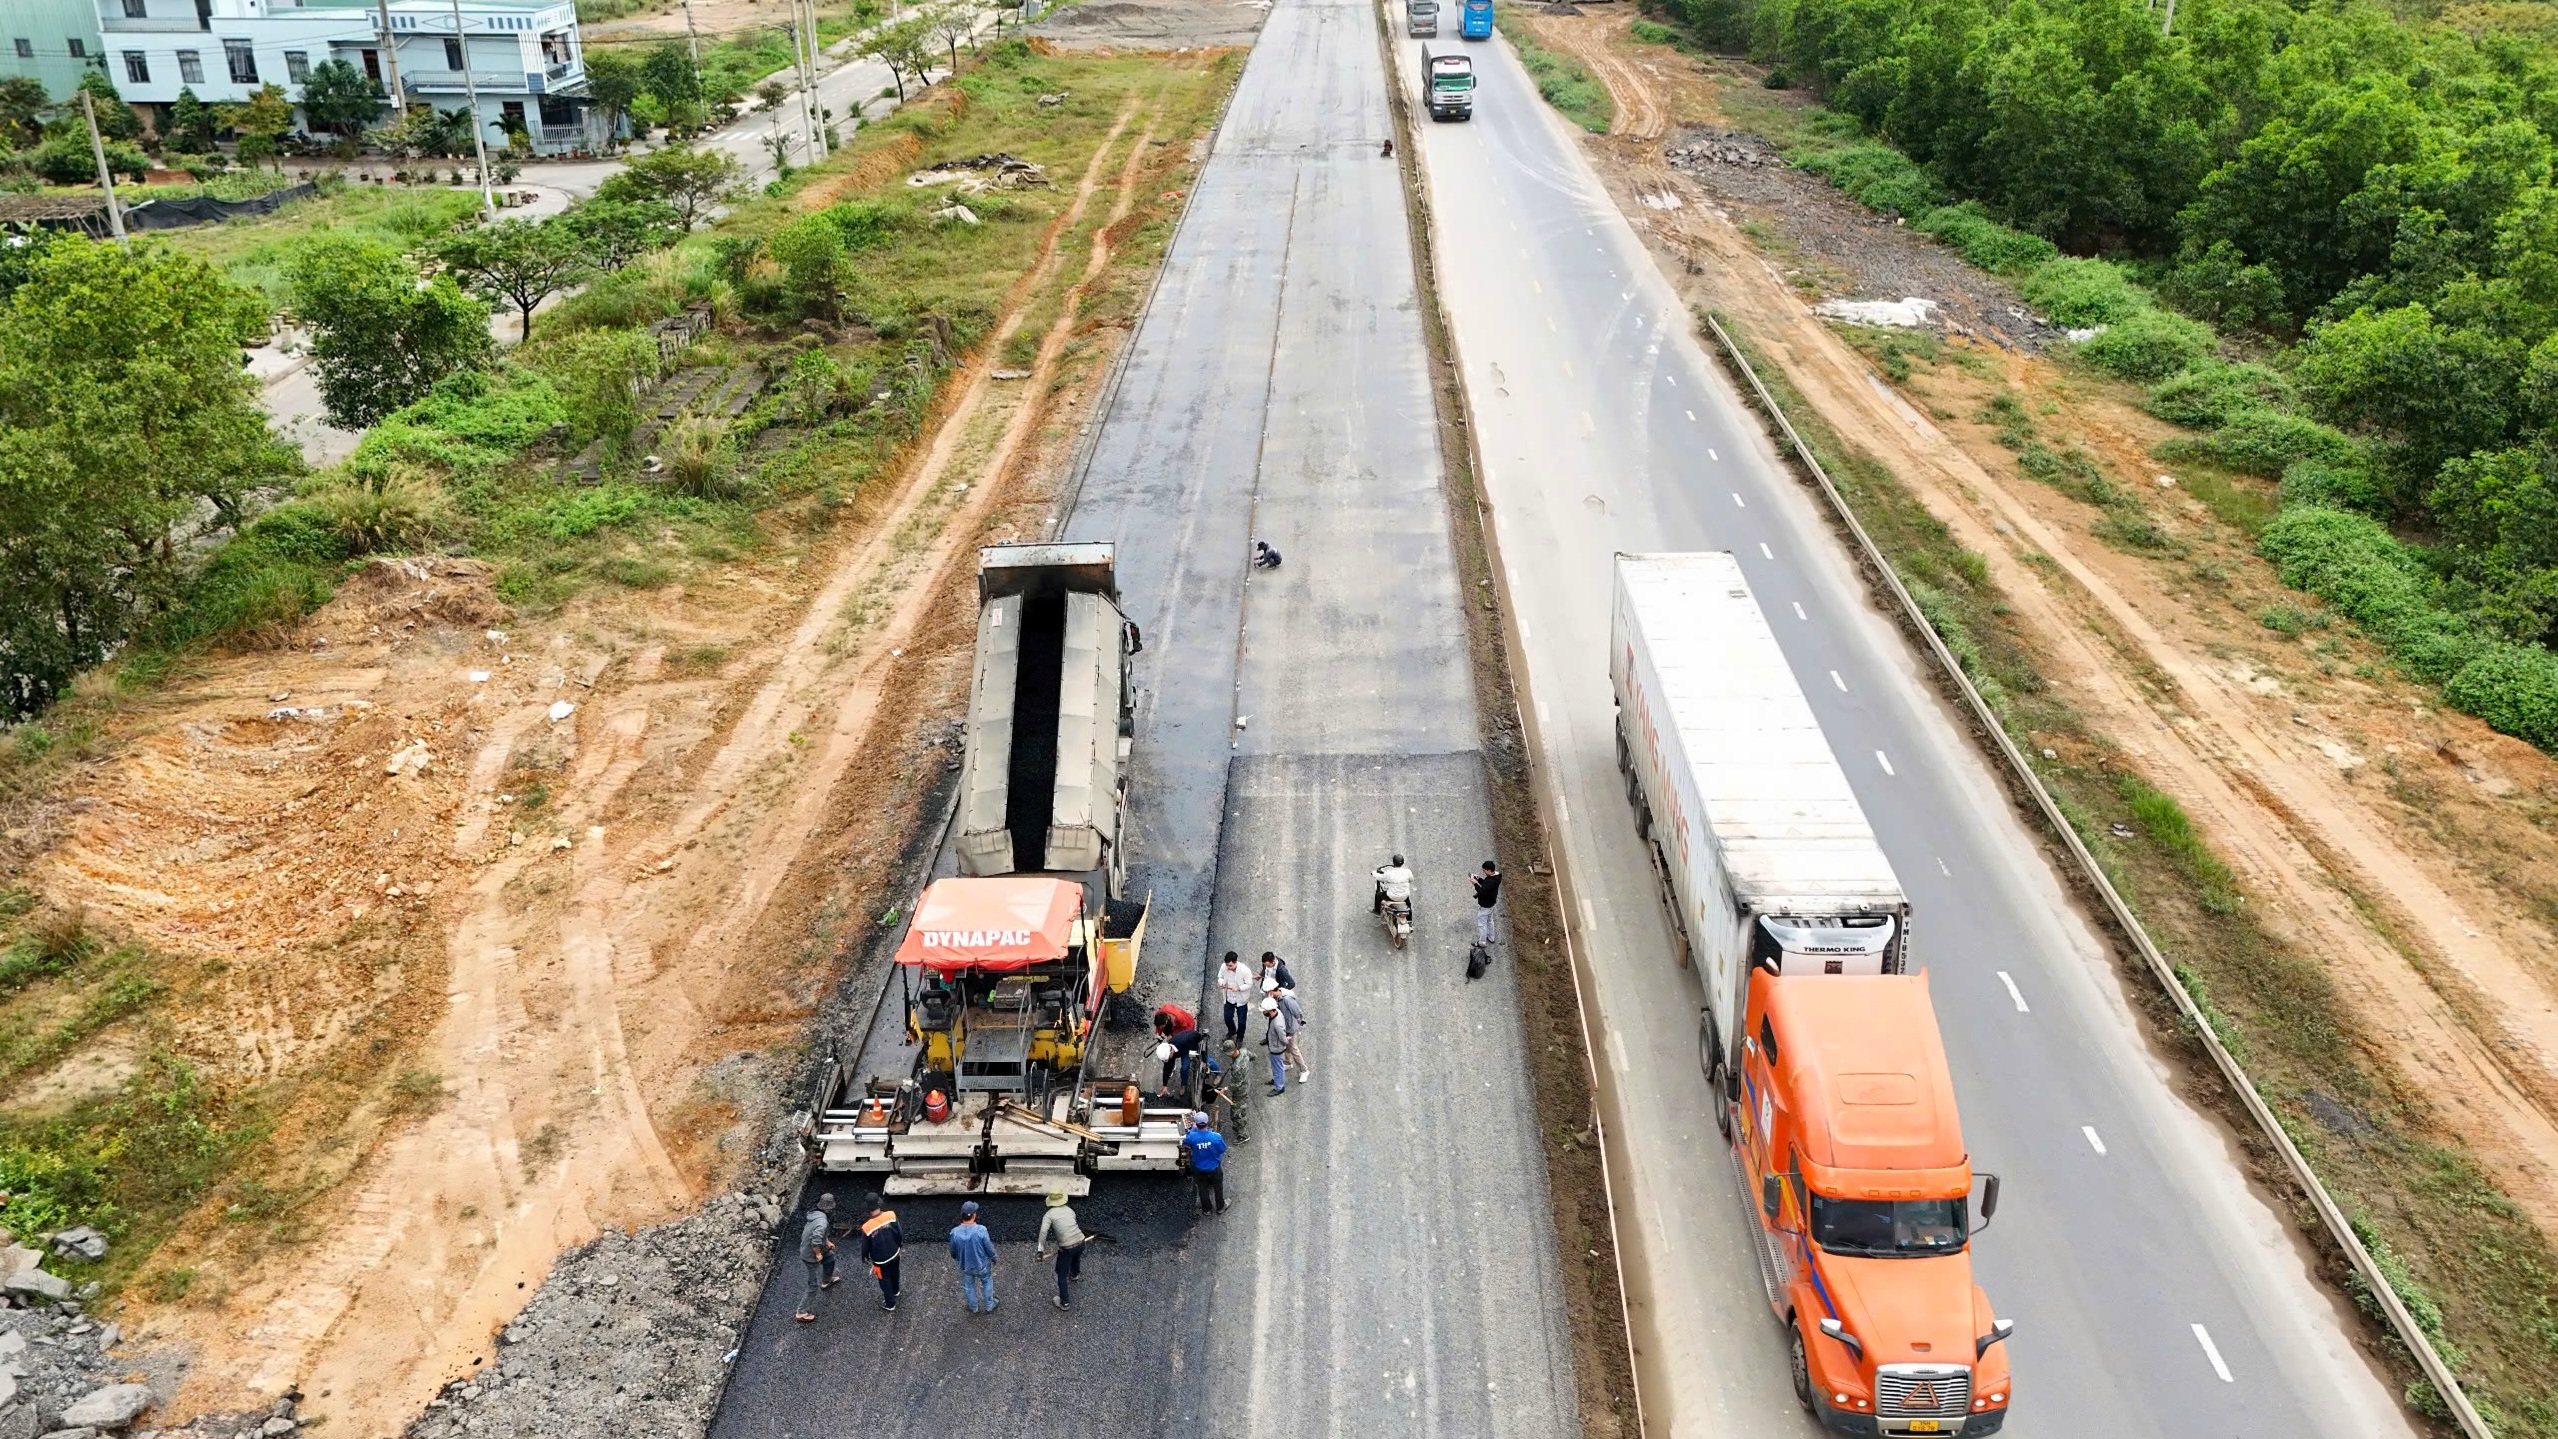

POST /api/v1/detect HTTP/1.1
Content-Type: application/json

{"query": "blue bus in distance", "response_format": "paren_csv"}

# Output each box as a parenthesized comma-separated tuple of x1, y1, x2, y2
(1461, 0, 1493, 39)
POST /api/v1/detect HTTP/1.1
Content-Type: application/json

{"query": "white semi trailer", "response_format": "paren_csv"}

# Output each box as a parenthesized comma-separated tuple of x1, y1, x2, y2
(1609, 551, 1910, 1096)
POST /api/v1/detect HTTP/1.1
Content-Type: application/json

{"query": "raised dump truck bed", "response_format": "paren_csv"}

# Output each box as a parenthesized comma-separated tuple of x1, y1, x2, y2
(957, 544, 1138, 893)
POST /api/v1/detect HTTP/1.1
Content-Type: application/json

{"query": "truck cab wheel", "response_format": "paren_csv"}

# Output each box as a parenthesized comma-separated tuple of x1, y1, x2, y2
(1788, 1323, 1814, 1413)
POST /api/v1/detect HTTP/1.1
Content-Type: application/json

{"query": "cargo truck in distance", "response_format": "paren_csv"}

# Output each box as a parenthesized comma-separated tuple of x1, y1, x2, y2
(806, 544, 1183, 1197)
(1612, 552, 2013, 1434)
(1423, 47, 1475, 120)
(1406, 0, 1437, 35)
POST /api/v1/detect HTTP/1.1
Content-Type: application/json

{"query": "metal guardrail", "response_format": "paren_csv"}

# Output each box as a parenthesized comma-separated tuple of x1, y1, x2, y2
(1700, 311, 2494, 1439)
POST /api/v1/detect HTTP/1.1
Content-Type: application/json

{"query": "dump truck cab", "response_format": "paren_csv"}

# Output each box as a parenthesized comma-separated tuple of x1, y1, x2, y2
(1733, 973, 2012, 1435)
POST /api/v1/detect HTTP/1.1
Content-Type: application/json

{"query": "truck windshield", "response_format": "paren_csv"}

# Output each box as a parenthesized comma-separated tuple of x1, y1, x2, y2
(1808, 1192, 1967, 1257)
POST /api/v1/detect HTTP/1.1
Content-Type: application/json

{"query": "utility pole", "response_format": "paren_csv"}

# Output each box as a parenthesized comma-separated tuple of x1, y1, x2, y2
(789, 14, 819, 158)
(79, 91, 127, 249)
(800, 0, 826, 153)
(376, 0, 404, 116)
(451, 0, 494, 213)
(681, 0, 701, 69)
(2161, 0, 2176, 33)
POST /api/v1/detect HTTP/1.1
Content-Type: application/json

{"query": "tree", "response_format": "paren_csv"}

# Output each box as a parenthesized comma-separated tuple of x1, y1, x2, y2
(31, 133, 145, 186)
(557, 197, 682, 268)
(222, 84, 295, 165)
(286, 235, 493, 428)
(928, 1, 976, 68)
(0, 242, 292, 714)
(434, 218, 592, 341)
(861, 17, 935, 101)
(0, 77, 48, 148)
(593, 143, 746, 229)
(585, 49, 643, 147)
(168, 88, 220, 154)
(640, 40, 702, 108)
(74, 72, 139, 143)
(297, 57, 387, 139)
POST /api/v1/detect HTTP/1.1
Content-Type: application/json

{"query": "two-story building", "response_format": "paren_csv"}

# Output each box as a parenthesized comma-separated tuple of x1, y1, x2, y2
(85, 0, 594, 153)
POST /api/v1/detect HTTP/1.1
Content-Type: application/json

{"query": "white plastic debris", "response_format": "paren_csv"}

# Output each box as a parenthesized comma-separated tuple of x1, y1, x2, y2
(468, 669, 492, 683)
(548, 701, 576, 723)
(1813, 297, 1939, 328)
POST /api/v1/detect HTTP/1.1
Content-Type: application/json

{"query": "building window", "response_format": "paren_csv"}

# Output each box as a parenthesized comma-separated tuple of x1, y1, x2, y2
(67, 37, 86, 57)
(122, 0, 145, 16)
(283, 49, 306, 80)
(122, 50, 147, 82)
(10, 39, 28, 59)
(177, 48, 202, 82)
(442, 36, 462, 69)
(223, 37, 254, 82)
(359, 46, 377, 81)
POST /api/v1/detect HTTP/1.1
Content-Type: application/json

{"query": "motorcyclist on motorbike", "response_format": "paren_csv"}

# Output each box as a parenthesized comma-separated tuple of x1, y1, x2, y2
(1372, 854, 1414, 915)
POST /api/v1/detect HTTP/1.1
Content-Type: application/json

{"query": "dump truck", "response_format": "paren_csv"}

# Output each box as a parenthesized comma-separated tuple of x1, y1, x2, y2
(955, 543, 1139, 898)
(1610, 550, 1910, 1085)
(806, 874, 1184, 1196)
(1735, 973, 2011, 1433)
(1424, 46, 1475, 120)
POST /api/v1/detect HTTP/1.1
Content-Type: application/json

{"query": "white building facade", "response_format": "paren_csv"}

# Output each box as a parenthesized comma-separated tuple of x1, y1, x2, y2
(95, 0, 596, 154)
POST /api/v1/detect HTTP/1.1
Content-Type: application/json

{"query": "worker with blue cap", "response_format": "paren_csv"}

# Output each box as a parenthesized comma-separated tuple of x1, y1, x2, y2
(949, 1199, 997, 1314)
(1181, 1111, 1228, 1214)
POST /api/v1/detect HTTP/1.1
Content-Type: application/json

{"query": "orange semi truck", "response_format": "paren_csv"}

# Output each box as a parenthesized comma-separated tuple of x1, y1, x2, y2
(1612, 553, 2011, 1434)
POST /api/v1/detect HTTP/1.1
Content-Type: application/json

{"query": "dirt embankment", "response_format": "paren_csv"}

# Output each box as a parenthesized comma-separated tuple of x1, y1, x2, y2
(0, 72, 1210, 1438)
(1532, 12, 2558, 1247)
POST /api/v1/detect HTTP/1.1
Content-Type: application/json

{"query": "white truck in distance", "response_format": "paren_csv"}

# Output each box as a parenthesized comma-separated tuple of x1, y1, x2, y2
(1610, 551, 1910, 1093)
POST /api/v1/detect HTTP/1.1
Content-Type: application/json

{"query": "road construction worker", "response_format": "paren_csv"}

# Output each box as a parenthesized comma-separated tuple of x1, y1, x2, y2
(1156, 1027, 1217, 1095)
(1152, 1000, 1197, 1039)
(950, 1200, 997, 1314)
(1373, 853, 1414, 914)
(859, 1196, 903, 1312)
(1035, 1189, 1088, 1310)
(793, 1193, 839, 1323)
(1182, 1112, 1229, 1214)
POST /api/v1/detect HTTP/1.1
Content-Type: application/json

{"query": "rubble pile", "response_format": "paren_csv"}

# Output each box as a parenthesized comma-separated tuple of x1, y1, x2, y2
(905, 153, 1053, 192)
(1664, 130, 1787, 170)
(400, 1193, 778, 1439)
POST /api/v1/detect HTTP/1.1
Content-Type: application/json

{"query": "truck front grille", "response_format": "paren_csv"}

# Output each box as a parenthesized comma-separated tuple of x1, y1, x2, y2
(1875, 1365, 1971, 1421)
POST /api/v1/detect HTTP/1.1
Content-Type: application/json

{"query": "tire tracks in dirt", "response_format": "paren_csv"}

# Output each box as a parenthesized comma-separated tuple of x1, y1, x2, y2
(194, 97, 1158, 1434)
(1527, 11, 1666, 140)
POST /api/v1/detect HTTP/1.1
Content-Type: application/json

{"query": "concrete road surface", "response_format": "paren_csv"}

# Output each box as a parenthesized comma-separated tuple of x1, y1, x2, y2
(1392, 23, 2411, 1439)
(711, 1, 1577, 1434)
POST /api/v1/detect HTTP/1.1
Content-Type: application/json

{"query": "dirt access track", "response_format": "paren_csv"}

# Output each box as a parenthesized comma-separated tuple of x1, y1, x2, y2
(3, 69, 1217, 1434)
(1522, 7, 2558, 1239)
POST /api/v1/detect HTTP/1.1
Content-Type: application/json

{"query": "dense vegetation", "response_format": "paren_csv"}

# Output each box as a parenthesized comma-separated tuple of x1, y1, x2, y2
(1659, 0, 2558, 750)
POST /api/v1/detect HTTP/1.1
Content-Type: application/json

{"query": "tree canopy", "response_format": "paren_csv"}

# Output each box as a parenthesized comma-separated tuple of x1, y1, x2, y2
(288, 236, 494, 428)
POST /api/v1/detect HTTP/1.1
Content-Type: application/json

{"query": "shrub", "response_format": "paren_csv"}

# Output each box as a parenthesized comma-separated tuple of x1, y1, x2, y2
(2280, 457, 2390, 516)
(658, 416, 741, 498)
(765, 215, 846, 311)
(2160, 409, 2359, 479)
(525, 327, 662, 449)
(2257, 507, 2487, 683)
(2145, 362, 2296, 430)
(304, 476, 446, 556)
(823, 198, 903, 251)
(1911, 203, 2058, 275)
(2444, 645, 2558, 752)
(1629, 18, 1680, 43)
(2019, 257, 2147, 328)
(1798, 143, 1945, 217)
(2079, 308, 2216, 380)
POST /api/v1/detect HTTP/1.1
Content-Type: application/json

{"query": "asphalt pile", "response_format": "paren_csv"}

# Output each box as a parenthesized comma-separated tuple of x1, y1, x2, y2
(400, 1193, 780, 1439)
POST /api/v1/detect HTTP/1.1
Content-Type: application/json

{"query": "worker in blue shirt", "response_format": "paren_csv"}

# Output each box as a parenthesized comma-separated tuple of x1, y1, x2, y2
(1182, 1111, 1229, 1214)
(948, 1200, 998, 1314)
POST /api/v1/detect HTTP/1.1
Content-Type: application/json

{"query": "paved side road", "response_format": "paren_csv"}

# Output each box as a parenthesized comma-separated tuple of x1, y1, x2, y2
(710, 0, 1578, 1434)
(1391, 19, 2409, 1439)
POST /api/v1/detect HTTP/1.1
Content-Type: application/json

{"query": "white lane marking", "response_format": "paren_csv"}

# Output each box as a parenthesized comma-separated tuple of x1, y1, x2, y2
(1708, 448, 1719, 461)
(1564, 360, 1575, 378)
(1556, 791, 1569, 823)
(1536, 699, 1549, 724)
(1581, 411, 1595, 430)
(1791, 602, 1807, 620)
(1665, 374, 1676, 387)
(1546, 315, 1558, 332)
(1579, 894, 1597, 932)
(1936, 856, 1950, 876)
(1875, 750, 1896, 776)
(1731, 492, 1746, 508)
(1759, 543, 1774, 559)
(1509, 219, 1519, 232)
(2082, 1126, 2107, 1156)
(1685, 410, 1697, 421)
(1997, 971, 2029, 1011)
(1829, 670, 1846, 691)
(1531, 279, 1542, 293)
(2192, 1325, 2234, 1383)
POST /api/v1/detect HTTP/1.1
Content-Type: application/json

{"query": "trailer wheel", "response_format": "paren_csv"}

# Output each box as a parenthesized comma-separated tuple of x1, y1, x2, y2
(1634, 801, 1653, 840)
(1789, 1323, 1815, 1413)
(1615, 724, 1630, 776)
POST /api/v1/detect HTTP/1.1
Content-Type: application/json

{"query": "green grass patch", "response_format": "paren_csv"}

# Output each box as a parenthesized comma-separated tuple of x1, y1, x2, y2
(1496, 5, 1614, 134)
(155, 181, 488, 310)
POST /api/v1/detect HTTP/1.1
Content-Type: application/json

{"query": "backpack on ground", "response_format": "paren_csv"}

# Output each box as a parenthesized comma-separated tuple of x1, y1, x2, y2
(1465, 942, 1491, 980)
